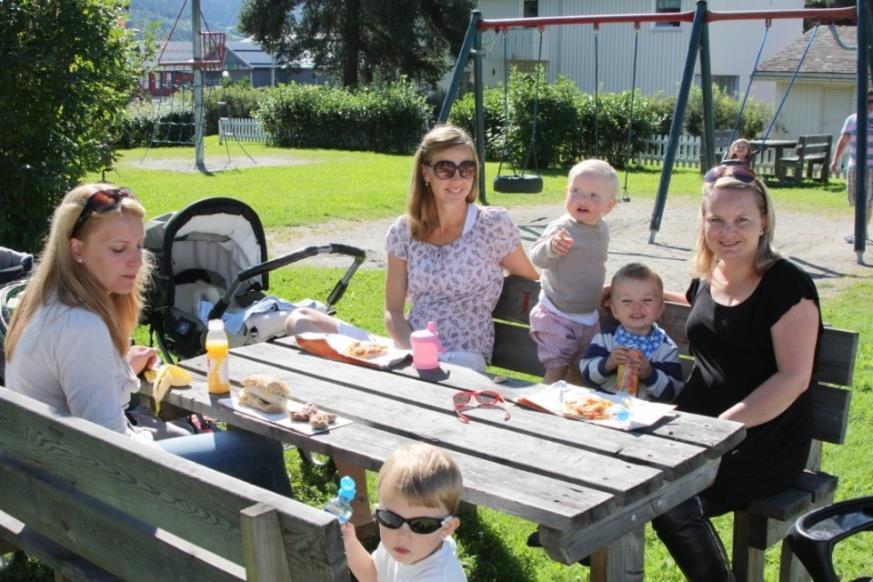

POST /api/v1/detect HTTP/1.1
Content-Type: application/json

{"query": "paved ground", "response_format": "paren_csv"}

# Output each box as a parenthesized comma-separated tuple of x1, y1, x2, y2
(266, 197, 873, 299)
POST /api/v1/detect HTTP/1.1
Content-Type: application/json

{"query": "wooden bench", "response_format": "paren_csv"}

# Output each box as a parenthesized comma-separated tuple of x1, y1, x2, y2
(0, 388, 348, 581)
(777, 134, 833, 185)
(491, 276, 857, 582)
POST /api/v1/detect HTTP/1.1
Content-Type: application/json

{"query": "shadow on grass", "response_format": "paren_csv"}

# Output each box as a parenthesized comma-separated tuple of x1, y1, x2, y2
(454, 505, 537, 582)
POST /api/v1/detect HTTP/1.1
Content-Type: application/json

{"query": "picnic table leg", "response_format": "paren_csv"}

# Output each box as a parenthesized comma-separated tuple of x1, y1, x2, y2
(589, 525, 645, 582)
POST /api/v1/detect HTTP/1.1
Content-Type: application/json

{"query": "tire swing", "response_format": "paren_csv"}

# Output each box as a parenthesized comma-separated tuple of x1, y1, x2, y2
(493, 26, 544, 194)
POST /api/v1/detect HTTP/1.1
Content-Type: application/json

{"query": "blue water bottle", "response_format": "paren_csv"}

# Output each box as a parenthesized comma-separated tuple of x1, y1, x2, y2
(324, 476, 356, 524)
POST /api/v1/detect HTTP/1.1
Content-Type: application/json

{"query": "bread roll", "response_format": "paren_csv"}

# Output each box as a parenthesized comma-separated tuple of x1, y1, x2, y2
(238, 374, 289, 413)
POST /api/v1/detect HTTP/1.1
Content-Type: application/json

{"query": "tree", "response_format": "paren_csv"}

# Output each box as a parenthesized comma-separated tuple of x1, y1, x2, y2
(238, 0, 475, 88)
(0, 0, 143, 252)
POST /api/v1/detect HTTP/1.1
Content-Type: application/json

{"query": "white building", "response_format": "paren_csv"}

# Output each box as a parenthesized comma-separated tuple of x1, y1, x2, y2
(473, 0, 803, 105)
(755, 25, 859, 143)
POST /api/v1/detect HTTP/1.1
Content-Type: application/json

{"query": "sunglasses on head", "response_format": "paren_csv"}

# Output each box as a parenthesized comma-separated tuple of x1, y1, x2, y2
(452, 389, 510, 423)
(373, 508, 452, 534)
(426, 160, 477, 180)
(71, 188, 135, 238)
(704, 164, 758, 185)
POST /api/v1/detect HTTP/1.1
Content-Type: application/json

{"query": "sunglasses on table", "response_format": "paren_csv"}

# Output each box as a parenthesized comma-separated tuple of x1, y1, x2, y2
(452, 389, 511, 423)
(71, 188, 135, 238)
(703, 163, 758, 185)
(373, 508, 452, 534)
(426, 160, 477, 180)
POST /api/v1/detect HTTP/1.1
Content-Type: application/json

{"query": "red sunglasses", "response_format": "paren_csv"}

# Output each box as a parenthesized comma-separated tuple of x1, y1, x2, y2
(71, 187, 135, 238)
(452, 389, 510, 423)
(704, 164, 758, 185)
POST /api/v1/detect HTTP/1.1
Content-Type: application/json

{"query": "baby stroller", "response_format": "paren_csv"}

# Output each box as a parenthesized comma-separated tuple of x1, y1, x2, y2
(143, 197, 365, 364)
(0, 247, 34, 384)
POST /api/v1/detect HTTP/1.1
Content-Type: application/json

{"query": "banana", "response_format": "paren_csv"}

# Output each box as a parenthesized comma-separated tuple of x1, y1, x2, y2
(150, 365, 191, 413)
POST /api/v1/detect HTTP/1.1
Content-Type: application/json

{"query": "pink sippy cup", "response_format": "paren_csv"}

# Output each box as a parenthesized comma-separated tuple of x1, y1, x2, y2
(410, 321, 442, 370)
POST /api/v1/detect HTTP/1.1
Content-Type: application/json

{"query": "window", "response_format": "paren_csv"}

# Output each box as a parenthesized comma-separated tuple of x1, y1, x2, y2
(655, 0, 681, 28)
(524, 0, 538, 18)
(694, 75, 740, 98)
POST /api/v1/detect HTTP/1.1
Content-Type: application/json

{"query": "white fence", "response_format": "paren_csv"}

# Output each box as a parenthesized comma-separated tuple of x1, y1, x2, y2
(218, 117, 268, 144)
(639, 134, 777, 175)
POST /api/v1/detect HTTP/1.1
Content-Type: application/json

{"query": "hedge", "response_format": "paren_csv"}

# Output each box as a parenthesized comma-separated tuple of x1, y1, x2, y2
(257, 80, 432, 153)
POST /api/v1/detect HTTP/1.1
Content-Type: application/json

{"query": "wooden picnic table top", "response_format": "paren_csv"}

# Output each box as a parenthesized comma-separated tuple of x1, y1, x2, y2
(141, 338, 744, 572)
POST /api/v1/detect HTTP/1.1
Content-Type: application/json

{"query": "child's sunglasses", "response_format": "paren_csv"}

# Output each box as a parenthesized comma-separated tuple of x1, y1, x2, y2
(703, 164, 758, 185)
(71, 188, 135, 238)
(452, 389, 510, 423)
(373, 508, 452, 534)
(426, 160, 477, 180)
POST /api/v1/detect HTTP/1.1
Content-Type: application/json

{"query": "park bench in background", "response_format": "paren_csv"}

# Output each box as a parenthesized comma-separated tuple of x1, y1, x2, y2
(777, 134, 833, 185)
(492, 276, 857, 582)
(0, 388, 348, 581)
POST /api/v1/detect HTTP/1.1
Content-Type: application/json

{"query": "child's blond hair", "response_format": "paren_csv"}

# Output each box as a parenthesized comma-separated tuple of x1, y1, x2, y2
(610, 262, 664, 301)
(377, 443, 463, 514)
(567, 159, 619, 200)
(728, 138, 752, 161)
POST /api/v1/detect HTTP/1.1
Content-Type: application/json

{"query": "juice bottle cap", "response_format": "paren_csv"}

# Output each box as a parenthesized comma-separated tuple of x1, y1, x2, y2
(208, 319, 225, 331)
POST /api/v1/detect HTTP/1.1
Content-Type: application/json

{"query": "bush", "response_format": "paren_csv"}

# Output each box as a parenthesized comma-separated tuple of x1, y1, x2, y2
(657, 85, 772, 139)
(257, 80, 431, 154)
(450, 70, 662, 170)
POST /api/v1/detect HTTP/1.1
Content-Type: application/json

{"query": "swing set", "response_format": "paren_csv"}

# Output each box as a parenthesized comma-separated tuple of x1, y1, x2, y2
(438, 2, 870, 261)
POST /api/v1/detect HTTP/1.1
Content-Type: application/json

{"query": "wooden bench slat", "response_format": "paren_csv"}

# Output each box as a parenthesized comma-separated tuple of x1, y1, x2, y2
(0, 459, 244, 581)
(0, 510, 119, 582)
(809, 384, 852, 444)
(0, 388, 348, 581)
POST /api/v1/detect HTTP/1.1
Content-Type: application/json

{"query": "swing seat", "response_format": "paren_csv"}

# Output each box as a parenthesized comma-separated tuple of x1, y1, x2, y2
(493, 174, 543, 194)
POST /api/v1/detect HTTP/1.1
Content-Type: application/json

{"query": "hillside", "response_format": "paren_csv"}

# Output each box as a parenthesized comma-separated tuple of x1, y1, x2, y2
(127, 0, 245, 40)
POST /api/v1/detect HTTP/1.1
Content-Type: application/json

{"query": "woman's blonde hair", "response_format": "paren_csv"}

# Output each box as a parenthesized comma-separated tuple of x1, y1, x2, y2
(377, 443, 464, 514)
(693, 176, 780, 280)
(5, 183, 150, 361)
(407, 124, 479, 241)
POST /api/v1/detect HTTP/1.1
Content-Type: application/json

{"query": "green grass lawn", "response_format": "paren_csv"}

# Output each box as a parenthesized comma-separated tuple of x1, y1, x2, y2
(3, 142, 861, 581)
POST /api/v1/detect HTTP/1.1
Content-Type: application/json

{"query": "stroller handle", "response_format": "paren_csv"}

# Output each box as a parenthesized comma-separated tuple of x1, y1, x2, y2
(207, 244, 366, 321)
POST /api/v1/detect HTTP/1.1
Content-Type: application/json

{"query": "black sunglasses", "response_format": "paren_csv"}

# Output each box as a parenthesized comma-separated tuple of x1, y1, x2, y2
(704, 164, 758, 185)
(71, 188, 135, 238)
(373, 508, 452, 534)
(426, 160, 477, 180)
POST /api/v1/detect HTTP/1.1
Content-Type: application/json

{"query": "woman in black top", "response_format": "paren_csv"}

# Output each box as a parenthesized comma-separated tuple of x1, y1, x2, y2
(652, 164, 822, 581)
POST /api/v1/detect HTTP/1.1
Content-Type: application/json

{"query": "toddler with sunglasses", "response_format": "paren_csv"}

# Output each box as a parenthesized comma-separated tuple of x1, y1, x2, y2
(341, 443, 466, 582)
(529, 159, 618, 385)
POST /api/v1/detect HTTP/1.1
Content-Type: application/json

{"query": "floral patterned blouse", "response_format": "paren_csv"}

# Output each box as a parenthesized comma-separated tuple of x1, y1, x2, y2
(385, 205, 521, 360)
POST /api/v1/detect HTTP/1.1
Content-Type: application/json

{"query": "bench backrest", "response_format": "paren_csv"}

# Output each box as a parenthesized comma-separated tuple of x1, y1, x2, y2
(797, 134, 833, 158)
(0, 388, 348, 581)
(492, 276, 857, 446)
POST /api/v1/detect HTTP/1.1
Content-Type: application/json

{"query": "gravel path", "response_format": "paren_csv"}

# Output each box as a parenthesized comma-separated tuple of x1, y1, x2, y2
(266, 197, 873, 299)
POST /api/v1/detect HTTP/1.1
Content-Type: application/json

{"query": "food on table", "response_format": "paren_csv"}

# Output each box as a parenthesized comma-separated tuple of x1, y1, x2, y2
(563, 395, 614, 420)
(149, 364, 194, 412)
(343, 340, 389, 358)
(238, 374, 290, 413)
(289, 402, 336, 429)
(308, 411, 336, 429)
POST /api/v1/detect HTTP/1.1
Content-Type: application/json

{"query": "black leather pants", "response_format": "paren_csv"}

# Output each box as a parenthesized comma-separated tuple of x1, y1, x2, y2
(652, 496, 735, 582)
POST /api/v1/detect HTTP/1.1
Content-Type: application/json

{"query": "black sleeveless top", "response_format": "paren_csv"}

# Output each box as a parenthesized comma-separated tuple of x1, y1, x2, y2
(678, 259, 820, 510)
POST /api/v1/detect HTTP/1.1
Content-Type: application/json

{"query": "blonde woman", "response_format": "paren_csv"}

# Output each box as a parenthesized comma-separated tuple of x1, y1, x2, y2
(4, 183, 292, 495)
(287, 124, 537, 371)
(652, 164, 821, 580)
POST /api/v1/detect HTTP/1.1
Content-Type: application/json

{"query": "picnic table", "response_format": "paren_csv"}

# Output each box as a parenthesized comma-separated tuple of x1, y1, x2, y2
(143, 338, 745, 581)
(748, 138, 798, 176)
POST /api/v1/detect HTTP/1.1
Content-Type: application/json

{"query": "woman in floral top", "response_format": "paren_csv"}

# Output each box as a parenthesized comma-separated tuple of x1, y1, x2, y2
(286, 124, 537, 371)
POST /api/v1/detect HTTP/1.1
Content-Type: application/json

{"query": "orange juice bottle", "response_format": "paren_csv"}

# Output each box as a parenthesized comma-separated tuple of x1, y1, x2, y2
(205, 319, 230, 394)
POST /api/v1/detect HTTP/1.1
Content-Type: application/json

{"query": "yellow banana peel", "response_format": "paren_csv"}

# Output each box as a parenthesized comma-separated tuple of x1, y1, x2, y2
(150, 365, 192, 413)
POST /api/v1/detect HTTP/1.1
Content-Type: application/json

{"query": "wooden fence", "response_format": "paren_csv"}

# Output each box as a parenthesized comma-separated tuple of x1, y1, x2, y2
(218, 117, 268, 144)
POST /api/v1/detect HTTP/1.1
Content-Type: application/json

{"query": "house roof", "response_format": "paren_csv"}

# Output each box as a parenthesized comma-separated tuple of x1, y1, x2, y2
(227, 41, 275, 67)
(755, 25, 857, 81)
